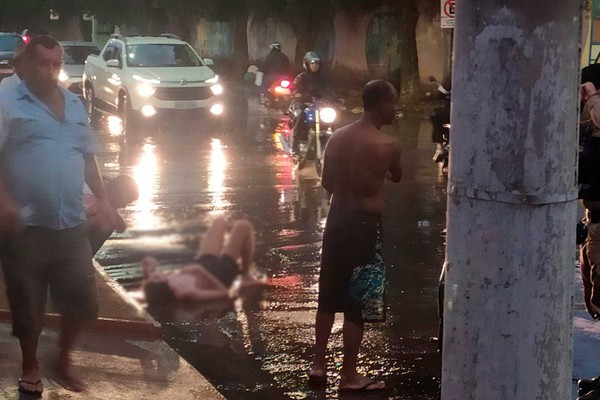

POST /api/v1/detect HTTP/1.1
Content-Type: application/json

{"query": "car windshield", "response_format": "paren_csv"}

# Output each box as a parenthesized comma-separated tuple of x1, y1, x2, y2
(0, 36, 22, 52)
(63, 45, 100, 65)
(126, 44, 202, 67)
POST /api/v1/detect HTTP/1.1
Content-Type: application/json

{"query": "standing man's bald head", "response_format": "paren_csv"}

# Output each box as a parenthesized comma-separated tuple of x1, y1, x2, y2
(362, 80, 398, 126)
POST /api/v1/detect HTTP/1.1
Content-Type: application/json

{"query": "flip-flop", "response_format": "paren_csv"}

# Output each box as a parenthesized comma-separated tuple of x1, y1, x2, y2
(18, 378, 43, 397)
(339, 378, 385, 392)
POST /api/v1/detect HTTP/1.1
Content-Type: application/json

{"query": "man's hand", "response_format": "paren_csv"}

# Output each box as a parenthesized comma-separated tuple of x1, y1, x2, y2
(581, 82, 597, 103)
(0, 198, 22, 237)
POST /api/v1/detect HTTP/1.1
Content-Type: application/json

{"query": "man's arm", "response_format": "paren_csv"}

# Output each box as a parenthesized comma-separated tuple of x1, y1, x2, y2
(583, 82, 600, 128)
(387, 139, 402, 183)
(0, 104, 22, 236)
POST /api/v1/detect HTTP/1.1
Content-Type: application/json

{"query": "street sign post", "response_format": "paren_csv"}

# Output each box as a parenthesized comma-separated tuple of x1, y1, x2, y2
(441, 0, 455, 29)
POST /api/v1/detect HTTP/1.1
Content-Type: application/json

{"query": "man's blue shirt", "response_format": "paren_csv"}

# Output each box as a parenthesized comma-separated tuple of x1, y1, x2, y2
(0, 81, 96, 230)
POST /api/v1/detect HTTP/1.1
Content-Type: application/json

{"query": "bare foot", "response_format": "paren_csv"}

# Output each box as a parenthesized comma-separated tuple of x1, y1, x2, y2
(18, 368, 43, 396)
(53, 361, 86, 392)
(339, 373, 385, 392)
(307, 367, 326, 386)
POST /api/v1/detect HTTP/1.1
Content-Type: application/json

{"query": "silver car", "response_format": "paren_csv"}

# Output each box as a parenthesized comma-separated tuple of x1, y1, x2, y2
(59, 41, 100, 97)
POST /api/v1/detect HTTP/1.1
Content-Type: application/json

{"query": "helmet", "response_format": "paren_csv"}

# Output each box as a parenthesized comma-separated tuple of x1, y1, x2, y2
(303, 51, 321, 70)
(270, 42, 282, 51)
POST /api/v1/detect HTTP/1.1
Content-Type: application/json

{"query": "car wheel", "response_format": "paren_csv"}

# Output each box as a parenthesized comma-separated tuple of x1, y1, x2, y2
(119, 92, 138, 137)
(84, 85, 100, 125)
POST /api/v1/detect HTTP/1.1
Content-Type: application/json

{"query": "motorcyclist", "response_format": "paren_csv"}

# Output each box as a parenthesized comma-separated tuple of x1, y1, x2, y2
(430, 74, 451, 162)
(261, 42, 290, 101)
(290, 51, 333, 155)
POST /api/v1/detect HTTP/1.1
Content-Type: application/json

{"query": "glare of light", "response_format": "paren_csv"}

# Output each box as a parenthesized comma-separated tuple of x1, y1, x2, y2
(137, 83, 156, 97)
(58, 70, 69, 82)
(274, 86, 286, 94)
(208, 138, 229, 210)
(319, 107, 337, 124)
(141, 105, 157, 117)
(210, 84, 223, 95)
(132, 143, 160, 230)
(107, 116, 123, 136)
(108, 73, 120, 86)
(210, 103, 224, 116)
(280, 79, 291, 88)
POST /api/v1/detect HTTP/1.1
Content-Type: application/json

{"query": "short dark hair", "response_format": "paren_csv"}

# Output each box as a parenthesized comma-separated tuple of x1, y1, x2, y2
(362, 80, 396, 111)
(144, 280, 176, 308)
(23, 35, 61, 61)
(106, 175, 139, 208)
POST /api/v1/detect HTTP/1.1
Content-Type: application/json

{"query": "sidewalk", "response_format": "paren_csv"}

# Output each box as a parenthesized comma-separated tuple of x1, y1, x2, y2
(0, 261, 225, 400)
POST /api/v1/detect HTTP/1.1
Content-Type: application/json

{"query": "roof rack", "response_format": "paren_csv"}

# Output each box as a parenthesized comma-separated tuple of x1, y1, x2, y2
(159, 33, 181, 40)
(110, 33, 125, 41)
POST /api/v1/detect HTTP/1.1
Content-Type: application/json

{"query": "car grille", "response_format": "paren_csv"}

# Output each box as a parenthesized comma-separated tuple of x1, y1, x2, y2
(154, 87, 213, 101)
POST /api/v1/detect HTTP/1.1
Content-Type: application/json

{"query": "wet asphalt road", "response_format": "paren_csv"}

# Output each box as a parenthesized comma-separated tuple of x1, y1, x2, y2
(93, 87, 447, 400)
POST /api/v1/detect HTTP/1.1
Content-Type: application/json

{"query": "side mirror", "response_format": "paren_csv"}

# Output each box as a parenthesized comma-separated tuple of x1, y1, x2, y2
(106, 59, 120, 68)
(203, 58, 214, 66)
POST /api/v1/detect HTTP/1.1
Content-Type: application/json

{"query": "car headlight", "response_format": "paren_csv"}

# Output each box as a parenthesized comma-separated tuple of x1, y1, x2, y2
(210, 84, 224, 95)
(320, 107, 337, 124)
(58, 70, 69, 83)
(137, 83, 155, 98)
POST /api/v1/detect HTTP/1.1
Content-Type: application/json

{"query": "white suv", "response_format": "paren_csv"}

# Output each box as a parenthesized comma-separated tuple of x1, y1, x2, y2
(83, 34, 224, 133)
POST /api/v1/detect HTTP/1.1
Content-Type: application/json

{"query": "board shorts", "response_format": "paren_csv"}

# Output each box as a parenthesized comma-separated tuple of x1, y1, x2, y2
(318, 205, 386, 323)
(196, 254, 240, 288)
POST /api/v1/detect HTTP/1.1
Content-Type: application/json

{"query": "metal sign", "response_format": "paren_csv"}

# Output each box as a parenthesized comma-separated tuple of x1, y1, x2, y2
(441, 0, 455, 29)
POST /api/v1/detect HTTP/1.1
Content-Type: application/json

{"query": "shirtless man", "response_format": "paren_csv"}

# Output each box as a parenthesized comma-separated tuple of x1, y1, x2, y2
(142, 217, 260, 305)
(308, 80, 401, 392)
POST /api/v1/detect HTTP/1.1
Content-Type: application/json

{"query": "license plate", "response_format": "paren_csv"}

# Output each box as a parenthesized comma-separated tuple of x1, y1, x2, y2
(174, 101, 197, 109)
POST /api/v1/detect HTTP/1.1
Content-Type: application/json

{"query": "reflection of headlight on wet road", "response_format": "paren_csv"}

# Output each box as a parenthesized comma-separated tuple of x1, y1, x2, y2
(107, 116, 123, 136)
(137, 83, 155, 97)
(141, 105, 157, 117)
(210, 84, 223, 95)
(320, 107, 337, 124)
(210, 103, 224, 116)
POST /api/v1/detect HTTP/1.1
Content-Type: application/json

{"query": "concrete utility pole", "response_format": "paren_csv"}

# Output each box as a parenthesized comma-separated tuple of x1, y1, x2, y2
(442, 1, 580, 399)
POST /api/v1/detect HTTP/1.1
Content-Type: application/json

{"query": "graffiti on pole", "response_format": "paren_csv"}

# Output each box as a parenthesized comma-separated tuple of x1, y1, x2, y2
(441, 0, 455, 28)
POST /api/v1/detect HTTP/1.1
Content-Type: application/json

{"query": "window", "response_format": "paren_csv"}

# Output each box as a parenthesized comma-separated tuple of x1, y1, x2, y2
(126, 44, 202, 67)
(63, 45, 100, 65)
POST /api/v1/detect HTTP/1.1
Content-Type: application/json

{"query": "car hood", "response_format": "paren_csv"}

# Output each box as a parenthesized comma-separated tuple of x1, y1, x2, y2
(129, 66, 216, 85)
(63, 64, 84, 77)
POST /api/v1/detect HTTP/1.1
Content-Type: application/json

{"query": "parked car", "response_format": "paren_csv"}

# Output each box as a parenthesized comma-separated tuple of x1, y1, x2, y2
(83, 33, 224, 134)
(59, 41, 100, 97)
(20, 28, 48, 44)
(0, 33, 24, 81)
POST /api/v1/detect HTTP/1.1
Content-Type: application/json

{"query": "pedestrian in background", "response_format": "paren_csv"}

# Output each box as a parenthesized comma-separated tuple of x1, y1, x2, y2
(308, 79, 401, 392)
(0, 35, 114, 396)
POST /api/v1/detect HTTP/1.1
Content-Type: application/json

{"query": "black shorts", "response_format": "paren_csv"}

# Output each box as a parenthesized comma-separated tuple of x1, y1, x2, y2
(318, 205, 385, 323)
(0, 225, 99, 338)
(195, 254, 239, 288)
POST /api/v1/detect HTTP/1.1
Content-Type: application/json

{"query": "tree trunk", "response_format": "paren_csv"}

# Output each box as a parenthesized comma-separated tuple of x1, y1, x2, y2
(441, 1, 580, 399)
(231, 10, 249, 82)
(398, 0, 420, 102)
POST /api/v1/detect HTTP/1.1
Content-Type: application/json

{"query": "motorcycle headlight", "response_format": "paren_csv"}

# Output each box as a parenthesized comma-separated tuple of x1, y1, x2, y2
(320, 107, 337, 124)
(58, 70, 69, 83)
(137, 83, 155, 98)
(210, 84, 224, 95)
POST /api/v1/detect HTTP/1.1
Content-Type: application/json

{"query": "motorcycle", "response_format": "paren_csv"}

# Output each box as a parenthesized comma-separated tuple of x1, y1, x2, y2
(289, 98, 339, 177)
(263, 76, 293, 111)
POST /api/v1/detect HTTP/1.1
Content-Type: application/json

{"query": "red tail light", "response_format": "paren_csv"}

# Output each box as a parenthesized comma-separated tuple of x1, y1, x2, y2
(280, 80, 291, 88)
(22, 35, 30, 44)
